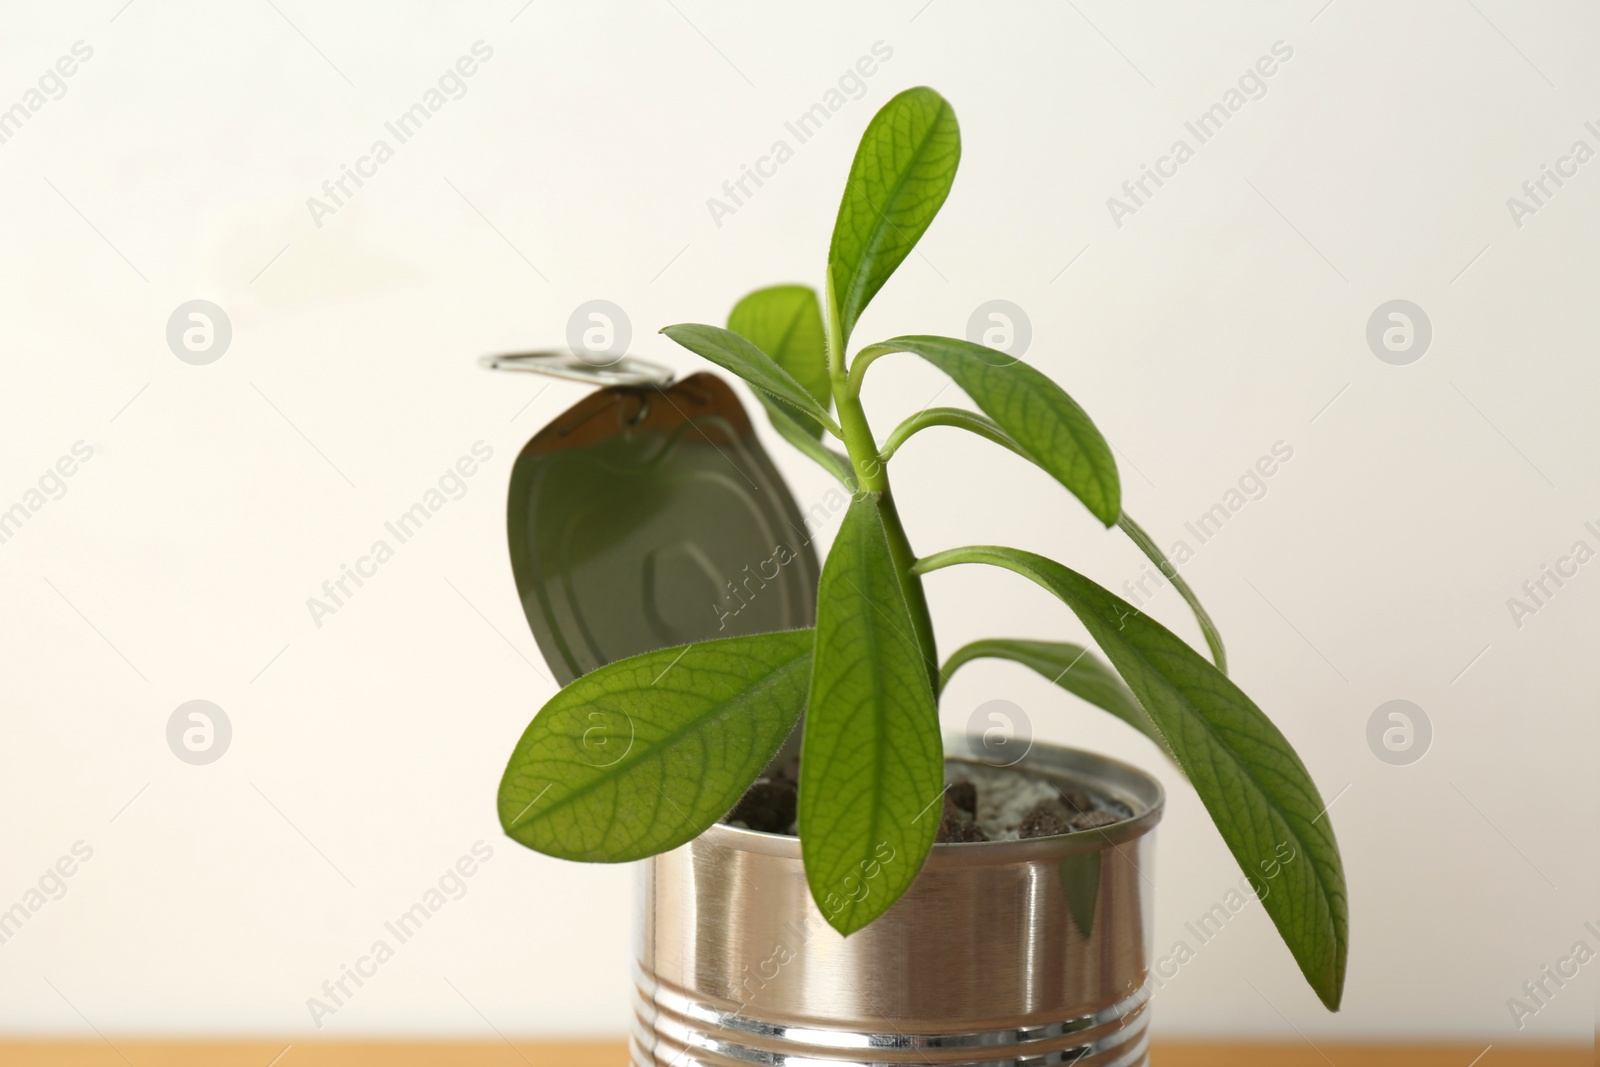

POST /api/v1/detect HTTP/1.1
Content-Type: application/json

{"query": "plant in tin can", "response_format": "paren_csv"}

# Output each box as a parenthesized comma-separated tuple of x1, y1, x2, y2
(498, 86, 1348, 1010)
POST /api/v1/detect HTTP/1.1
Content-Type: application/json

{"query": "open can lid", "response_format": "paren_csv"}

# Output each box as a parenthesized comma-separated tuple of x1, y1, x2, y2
(495, 360, 821, 685)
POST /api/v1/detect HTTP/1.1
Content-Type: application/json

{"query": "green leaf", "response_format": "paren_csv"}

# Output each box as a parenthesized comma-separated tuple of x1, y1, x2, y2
(661, 323, 839, 436)
(940, 638, 1167, 754)
(801, 494, 943, 936)
(497, 630, 813, 863)
(862, 335, 1121, 526)
(715, 286, 851, 482)
(1118, 512, 1227, 673)
(828, 86, 960, 344)
(916, 546, 1348, 1010)
(759, 394, 857, 488)
(728, 285, 831, 438)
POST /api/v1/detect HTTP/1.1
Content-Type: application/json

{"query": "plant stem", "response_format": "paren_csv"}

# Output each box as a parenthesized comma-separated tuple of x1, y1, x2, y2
(826, 284, 941, 691)
(1117, 512, 1227, 673)
(879, 407, 1025, 463)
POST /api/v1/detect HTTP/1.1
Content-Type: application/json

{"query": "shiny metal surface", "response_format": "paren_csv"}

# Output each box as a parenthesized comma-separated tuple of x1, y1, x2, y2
(480, 349, 676, 388)
(633, 740, 1164, 1066)
(503, 372, 820, 685)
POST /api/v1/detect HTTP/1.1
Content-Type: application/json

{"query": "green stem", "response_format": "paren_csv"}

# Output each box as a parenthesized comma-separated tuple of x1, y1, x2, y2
(913, 545, 992, 577)
(880, 407, 1025, 463)
(846, 342, 894, 397)
(1117, 513, 1227, 673)
(826, 285, 940, 691)
(833, 389, 886, 492)
(825, 271, 848, 381)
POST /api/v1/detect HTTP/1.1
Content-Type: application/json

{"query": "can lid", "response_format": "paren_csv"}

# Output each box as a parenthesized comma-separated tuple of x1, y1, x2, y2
(504, 371, 820, 685)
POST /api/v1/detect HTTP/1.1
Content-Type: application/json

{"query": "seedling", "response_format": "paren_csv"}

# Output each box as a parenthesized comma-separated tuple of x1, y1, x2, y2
(498, 86, 1348, 1010)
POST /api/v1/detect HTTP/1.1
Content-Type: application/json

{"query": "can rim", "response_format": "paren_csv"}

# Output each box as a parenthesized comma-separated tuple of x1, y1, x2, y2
(705, 739, 1165, 865)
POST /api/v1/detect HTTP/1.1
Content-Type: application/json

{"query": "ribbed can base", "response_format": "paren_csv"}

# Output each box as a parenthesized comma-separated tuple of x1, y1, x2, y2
(632, 742, 1165, 1067)
(630, 969, 1152, 1066)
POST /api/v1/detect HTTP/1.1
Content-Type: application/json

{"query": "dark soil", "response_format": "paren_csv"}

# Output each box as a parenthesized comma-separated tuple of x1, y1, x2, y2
(722, 757, 1131, 841)
(725, 780, 797, 835)
(946, 780, 978, 817)
(936, 791, 989, 842)
(1016, 797, 1124, 839)
(1017, 798, 1076, 839)
(724, 753, 800, 834)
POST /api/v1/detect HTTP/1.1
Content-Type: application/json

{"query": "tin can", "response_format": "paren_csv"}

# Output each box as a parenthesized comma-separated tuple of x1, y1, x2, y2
(632, 739, 1165, 1066)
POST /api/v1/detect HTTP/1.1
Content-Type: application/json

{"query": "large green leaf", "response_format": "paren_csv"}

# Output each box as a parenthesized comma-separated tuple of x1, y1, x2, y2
(861, 335, 1120, 526)
(940, 638, 1166, 753)
(1118, 512, 1227, 673)
(828, 87, 960, 344)
(497, 630, 813, 863)
(661, 323, 837, 435)
(916, 546, 1348, 1009)
(801, 494, 943, 936)
(728, 285, 831, 438)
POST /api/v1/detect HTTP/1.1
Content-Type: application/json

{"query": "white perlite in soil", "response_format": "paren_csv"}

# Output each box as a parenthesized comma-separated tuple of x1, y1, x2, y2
(947, 760, 1119, 841)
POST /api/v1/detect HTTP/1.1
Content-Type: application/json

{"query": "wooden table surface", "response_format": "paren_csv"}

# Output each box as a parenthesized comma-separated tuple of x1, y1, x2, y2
(0, 1041, 1589, 1066)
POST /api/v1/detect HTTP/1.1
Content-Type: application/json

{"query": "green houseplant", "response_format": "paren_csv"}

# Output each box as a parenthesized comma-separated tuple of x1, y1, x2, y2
(497, 86, 1347, 1015)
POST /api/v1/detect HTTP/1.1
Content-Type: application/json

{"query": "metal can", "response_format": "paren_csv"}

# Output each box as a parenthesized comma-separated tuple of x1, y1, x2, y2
(633, 739, 1165, 1066)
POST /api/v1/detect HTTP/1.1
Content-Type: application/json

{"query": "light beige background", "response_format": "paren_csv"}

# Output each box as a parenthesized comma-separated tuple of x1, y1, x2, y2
(0, 0, 1595, 1045)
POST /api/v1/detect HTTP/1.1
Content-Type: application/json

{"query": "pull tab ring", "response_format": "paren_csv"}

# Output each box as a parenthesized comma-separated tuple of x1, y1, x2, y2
(480, 350, 676, 389)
